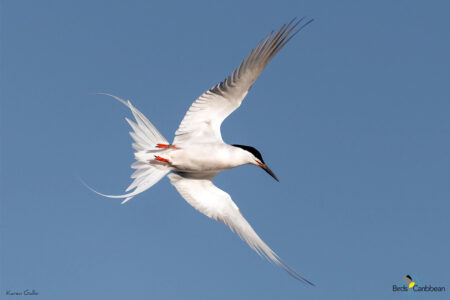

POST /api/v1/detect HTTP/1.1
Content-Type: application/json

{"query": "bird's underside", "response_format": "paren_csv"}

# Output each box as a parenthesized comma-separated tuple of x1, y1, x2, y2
(89, 18, 314, 285)
(139, 143, 252, 173)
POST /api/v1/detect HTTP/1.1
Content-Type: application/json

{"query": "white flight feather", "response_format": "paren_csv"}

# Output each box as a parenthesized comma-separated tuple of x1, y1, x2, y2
(168, 173, 314, 285)
(173, 18, 313, 145)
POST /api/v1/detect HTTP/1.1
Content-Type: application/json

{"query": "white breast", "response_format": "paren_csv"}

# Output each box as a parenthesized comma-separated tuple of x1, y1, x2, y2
(167, 144, 251, 173)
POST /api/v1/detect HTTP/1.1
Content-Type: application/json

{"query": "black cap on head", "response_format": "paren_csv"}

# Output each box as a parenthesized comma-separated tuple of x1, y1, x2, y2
(232, 144, 264, 163)
(232, 144, 278, 181)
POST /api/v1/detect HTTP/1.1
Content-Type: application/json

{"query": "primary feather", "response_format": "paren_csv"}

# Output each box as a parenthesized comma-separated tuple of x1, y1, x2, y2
(168, 172, 314, 285)
(174, 18, 313, 145)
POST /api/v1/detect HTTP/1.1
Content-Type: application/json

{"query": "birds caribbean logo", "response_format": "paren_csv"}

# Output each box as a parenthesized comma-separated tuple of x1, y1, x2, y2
(403, 275, 416, 290)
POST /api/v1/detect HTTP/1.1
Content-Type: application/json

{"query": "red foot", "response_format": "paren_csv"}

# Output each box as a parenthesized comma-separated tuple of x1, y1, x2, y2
(154, 155, 169, 163)
(156, 144, 177, 148)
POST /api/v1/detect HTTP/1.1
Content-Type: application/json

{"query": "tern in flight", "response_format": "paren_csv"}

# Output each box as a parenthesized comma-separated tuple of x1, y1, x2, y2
(88, 18, 314, 285)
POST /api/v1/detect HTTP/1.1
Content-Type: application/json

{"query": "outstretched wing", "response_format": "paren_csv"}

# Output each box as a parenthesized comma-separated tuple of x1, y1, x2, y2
(168, 172, 314, 285)
(173, 18, 313, 145)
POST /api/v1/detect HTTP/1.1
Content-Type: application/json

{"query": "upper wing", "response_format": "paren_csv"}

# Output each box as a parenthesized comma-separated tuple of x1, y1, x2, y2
(168, 172, 314, 285)
(173, 18, 313, 145)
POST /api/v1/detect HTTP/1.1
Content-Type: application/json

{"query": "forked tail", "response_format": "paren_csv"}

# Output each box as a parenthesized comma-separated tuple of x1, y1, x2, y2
(85, 93, 170, 204)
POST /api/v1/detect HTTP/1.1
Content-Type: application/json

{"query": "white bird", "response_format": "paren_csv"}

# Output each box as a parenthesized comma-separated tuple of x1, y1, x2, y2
(88, 18, 314, 285)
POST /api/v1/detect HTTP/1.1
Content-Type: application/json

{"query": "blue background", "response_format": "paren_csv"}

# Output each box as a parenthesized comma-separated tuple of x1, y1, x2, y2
(1, 0, 449, 299)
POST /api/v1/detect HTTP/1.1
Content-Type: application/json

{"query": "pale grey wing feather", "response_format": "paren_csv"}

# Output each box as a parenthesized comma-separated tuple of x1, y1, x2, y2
(173, 18, 313, 145)
(168, 172, 314, 285)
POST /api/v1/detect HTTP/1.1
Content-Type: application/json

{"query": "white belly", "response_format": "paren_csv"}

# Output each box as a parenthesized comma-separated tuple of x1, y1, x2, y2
(166, 143, 247, 173)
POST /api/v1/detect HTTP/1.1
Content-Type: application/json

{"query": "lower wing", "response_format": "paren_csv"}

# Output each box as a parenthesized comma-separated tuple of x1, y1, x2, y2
(168, 172, 314, 285)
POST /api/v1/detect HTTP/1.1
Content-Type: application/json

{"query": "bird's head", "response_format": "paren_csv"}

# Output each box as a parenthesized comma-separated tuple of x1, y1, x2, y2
(232, 144, 279, 182)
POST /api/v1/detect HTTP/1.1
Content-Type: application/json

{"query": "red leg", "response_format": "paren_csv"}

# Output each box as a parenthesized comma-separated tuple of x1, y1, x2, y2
(154, 155, 169, 163)
(156, 144, 177, 148)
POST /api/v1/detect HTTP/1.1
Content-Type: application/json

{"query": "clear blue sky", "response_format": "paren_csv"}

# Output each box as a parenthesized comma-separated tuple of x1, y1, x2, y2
(1, 0, 449, 299)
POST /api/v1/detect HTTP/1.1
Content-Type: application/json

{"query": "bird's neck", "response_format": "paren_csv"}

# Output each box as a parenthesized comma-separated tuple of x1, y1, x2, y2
(230, 146, 255, 167)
